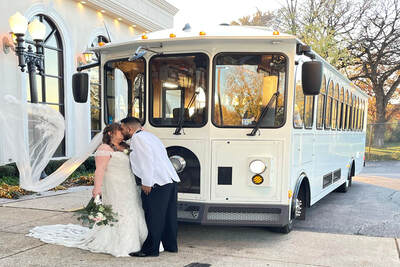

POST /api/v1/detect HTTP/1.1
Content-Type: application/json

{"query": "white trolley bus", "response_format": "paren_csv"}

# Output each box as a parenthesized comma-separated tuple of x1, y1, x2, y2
(73, 25, 368, 233)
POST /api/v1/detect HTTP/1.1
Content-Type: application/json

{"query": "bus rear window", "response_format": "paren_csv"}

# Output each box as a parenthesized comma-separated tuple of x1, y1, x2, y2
(213, 53, 287, 128)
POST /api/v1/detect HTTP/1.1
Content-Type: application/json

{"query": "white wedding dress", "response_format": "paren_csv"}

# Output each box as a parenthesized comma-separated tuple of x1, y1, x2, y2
(28, 151, 149, 257)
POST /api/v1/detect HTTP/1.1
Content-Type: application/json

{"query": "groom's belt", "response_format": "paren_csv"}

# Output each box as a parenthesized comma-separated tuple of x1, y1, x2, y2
(135, 176, 175, 187)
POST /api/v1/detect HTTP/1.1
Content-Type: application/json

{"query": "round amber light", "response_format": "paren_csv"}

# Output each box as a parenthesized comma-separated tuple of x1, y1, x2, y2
(252, 174, 264, 185)
(141, 34, 148, 40)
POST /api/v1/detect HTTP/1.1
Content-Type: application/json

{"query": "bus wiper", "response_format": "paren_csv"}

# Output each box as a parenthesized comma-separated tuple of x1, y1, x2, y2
(247, 91, 280, 136)
(174, 88, 200, 135)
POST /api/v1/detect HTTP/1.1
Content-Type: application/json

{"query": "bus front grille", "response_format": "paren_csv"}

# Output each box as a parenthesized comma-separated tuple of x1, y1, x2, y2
(206, 206, 281, 223)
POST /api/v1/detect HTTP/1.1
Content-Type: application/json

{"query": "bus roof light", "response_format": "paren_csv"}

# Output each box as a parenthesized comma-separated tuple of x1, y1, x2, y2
(169, 33, 176, 38)
(273, 30, 279, 35)
(141, 34, 148, 40)
(199, 31, 206, 36)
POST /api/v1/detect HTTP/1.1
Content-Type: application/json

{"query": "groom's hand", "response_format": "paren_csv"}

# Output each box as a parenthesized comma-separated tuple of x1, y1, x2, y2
(141, 185, 152, 195)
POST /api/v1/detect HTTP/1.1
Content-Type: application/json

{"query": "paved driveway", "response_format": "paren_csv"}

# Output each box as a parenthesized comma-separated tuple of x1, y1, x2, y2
(294, 161, 400, 238)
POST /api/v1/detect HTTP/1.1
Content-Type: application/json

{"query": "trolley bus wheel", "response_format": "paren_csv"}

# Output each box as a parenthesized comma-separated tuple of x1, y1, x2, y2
(278, 186, 307, 234)
(279, 220, 293, 234)
(337, 179, 349, 193)
(337, 163, 354, 193)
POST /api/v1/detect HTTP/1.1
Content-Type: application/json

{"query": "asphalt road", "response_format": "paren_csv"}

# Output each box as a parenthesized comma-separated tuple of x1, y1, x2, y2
(293, 161, 400, 238)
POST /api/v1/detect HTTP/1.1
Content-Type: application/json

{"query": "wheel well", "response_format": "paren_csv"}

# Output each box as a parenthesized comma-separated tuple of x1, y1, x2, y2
(350, 160, 355, 178)
(299, 177, 311, 208)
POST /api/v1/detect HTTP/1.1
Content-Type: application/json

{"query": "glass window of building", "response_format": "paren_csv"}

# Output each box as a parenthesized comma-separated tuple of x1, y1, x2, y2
(86, 36, 109, 138)
(213, 53, 286, 128)
(26, 14, 65, 157)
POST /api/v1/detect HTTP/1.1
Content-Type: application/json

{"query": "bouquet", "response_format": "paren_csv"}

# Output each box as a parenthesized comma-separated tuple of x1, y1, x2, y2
(76, 195, 118, 229)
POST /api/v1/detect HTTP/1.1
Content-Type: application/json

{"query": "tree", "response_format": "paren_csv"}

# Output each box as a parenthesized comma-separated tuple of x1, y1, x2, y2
(276, 0, 369, 69)
(230, 9, 276, 27)
(346, 0, 400, 146)
(224, 66, 263, 120)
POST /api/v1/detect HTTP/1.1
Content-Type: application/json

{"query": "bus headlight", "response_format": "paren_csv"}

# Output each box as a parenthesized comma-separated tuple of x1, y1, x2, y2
(169, 155, 186, 173)
(249, 160, 266, 174)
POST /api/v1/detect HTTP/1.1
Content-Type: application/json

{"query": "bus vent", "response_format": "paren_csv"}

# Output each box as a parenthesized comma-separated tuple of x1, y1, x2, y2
(323, 173, 332, 188)
(333, 169, 341, 183)
(206, 207, 281, 223)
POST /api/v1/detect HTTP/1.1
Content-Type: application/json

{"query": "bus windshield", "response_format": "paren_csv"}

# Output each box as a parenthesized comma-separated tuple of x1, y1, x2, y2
(213, 53, 287, 128)
(150, 53, 208, 127)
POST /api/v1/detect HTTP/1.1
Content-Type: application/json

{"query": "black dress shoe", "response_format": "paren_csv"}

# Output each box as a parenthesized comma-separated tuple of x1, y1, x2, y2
(129, 251, 158, 257)
(164, 249, 178, 253)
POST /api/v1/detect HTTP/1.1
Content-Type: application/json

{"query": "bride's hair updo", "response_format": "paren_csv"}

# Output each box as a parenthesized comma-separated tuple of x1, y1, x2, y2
(102, 123, 122, 145)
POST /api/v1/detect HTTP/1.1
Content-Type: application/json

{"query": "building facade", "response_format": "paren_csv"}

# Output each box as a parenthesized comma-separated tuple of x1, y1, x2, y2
(0, 0, 177, 165)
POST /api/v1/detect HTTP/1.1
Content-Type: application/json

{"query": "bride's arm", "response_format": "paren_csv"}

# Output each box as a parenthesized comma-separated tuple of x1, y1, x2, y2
(93, 144, 112, 198)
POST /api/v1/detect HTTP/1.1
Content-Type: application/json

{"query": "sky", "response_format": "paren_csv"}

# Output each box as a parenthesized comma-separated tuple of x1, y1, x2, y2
(166, 0, 284, 29)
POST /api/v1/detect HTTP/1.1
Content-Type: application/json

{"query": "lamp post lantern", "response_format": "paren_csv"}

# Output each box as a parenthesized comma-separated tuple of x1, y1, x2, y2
(9, 13, 46, 103)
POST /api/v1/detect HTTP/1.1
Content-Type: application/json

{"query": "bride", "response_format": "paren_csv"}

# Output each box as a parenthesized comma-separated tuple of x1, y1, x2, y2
(28, 123, 151, 257)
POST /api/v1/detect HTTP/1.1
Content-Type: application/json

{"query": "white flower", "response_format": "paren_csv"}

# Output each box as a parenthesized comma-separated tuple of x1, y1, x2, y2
(123, 149, 131, 155)
(88, 215, 94, 220)
(96, 212, 105, 221)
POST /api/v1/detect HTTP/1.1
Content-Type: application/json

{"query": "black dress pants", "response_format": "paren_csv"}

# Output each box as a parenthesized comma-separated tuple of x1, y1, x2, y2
(140, 182, 178, 255)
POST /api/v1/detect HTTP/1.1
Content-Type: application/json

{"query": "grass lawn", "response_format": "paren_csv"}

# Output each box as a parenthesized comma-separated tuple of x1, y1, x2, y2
(365, 142, 400, 161)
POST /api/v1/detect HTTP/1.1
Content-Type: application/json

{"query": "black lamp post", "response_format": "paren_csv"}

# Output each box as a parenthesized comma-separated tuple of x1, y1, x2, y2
(9, 12, 46, 103)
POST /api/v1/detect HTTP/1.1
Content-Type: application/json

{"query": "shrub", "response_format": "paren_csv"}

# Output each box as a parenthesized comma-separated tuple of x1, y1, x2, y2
(0, 164, 19, 178)
(44, 159, 67, 174)
(83, 157, 96, 172)
(0, 176, 19, 186)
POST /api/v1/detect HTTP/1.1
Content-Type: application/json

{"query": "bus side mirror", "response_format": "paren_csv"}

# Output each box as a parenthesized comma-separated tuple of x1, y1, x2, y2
(72, 72, 89, 103)
(302, 61, 323, 95)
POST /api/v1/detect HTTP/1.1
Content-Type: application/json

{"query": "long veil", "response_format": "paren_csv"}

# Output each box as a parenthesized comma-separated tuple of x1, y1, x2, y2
(0, 95, 102, 192)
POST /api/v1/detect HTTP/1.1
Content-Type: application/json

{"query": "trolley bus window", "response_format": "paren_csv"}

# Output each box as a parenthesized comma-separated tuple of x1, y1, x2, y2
(150, 53, 209, 127)
(213, 53, 286, 128)
(104, 58, 145, 124)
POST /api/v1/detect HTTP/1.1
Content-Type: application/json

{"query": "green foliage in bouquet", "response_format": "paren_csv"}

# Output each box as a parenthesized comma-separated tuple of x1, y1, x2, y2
(76, 197, 118, 229)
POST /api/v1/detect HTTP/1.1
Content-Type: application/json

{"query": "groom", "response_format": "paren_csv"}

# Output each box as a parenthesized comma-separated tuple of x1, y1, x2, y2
(120, 117, 180, 257)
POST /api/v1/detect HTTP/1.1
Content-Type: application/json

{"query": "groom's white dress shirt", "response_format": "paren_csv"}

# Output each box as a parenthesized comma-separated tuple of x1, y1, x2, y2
(129, 131, 180, 187)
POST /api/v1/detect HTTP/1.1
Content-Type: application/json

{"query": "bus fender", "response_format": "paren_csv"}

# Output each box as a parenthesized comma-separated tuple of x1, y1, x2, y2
(291, 173, 310, 220)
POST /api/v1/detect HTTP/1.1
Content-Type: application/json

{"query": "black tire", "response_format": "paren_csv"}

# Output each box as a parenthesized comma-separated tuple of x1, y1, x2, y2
(296, 187, 307, 220)
(337, 179, 349, 192)
(275, 185, 307, 234)
(337, 163, 354, 192)
(279, 220, 293, 234)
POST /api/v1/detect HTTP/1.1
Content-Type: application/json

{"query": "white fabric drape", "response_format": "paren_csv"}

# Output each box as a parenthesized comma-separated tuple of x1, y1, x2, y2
(0, 95, 101, 192)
